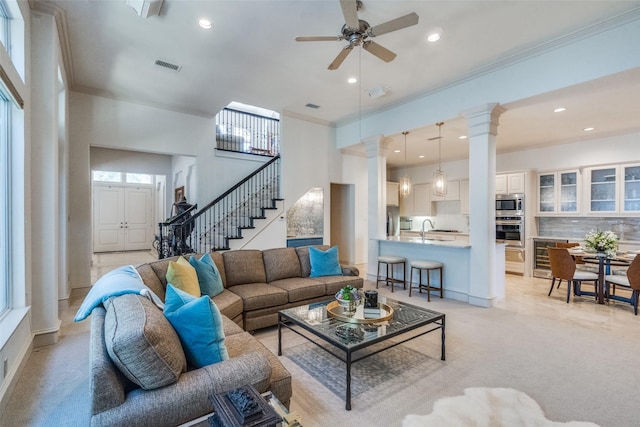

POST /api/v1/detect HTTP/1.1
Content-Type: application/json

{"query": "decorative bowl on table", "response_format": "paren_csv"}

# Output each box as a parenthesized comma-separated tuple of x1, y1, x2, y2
(335, 285, 362, 316)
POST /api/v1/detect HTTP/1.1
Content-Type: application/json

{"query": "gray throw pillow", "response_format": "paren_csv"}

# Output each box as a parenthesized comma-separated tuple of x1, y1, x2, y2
(104, 294, 186, 390)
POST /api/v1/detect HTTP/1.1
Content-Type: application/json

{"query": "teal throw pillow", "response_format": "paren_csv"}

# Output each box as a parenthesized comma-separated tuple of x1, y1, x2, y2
(189, 253, 224, 297)
(163, 284, 229, 368)
(309, 246, 342, 277)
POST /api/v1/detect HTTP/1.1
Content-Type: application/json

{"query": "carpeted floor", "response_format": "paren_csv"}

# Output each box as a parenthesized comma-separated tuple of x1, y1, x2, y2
(3, 254, 640, 427)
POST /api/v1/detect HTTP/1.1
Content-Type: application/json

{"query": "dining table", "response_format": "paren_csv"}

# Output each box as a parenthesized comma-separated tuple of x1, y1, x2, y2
(571, 250, 633, 304)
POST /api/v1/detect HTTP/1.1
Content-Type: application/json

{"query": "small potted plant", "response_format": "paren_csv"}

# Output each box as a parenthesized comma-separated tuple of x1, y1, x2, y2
(335, 285, 361, 315)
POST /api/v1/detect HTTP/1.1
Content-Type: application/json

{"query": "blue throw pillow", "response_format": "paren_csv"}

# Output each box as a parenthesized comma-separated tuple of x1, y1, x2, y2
(163, 284, 229, 368)
(189, 253, 224, 297)
(309, 246, 342, 277)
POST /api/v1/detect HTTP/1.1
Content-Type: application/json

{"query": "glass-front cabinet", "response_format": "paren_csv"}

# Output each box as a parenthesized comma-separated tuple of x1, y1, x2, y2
(589, 167, 617, 213)
(537, 170, 579, 214)
(623, 164, 640, 213)
(585, 164, 640, 214)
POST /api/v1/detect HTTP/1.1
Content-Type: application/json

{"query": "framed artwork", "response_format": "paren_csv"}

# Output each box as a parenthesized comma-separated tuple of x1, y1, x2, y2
(174, 186, 185, 202)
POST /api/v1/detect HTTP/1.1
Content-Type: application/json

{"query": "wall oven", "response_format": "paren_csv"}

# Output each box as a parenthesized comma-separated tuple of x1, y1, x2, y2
(496, 216, 524, 247)
(496, 194, 524, 216)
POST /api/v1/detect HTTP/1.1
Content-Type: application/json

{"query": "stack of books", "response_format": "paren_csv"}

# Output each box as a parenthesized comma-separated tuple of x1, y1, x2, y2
(363, 305, 380, 319)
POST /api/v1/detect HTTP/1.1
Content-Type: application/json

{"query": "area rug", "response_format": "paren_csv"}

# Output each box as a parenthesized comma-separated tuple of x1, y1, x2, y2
(402, 387, 600, 427)
(285, 341, 441, 406)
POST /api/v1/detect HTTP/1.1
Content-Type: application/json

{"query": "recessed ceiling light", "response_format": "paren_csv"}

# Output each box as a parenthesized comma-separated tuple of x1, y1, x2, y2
(554, 107, 566, 113)
(427, 27, 443, 43)
(459, 135, 467, 140)
(419, 155, 425, 158)
(347, 77, 357, 84)
(199, 18, 212, 29)
(583, 127, 595, 131)
(394, 149, 401, 153)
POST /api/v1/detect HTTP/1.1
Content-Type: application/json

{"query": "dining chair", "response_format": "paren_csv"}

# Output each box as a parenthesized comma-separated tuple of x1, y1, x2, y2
(547, 247, 599, 303)
(604, 255, 640, 315)
(553, 242, 581, 290)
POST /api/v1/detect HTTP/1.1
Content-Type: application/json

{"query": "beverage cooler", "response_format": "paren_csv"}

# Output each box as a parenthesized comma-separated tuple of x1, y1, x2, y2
(532, 238, 569, 278)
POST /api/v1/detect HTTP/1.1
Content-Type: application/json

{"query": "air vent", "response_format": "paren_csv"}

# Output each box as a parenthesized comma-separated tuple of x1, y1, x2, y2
(305, 103, 320, 109)
(155, 60, 181, 71)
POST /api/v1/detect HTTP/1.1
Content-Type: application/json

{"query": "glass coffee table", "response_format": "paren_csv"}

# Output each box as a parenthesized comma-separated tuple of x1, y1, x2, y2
(277, 296, 445, 410)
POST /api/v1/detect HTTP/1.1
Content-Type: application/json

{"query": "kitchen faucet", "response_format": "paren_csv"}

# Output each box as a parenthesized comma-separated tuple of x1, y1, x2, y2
(421, 219, 434, 239)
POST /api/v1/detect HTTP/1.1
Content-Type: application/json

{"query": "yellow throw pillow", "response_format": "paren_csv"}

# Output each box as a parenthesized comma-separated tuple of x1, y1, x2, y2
(166, 257, 201, 297)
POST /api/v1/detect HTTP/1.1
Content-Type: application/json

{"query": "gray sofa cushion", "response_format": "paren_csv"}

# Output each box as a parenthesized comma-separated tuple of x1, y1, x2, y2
(310, 274, 364, 294)
(269, 277, 326, 302)
(228, 283, 288, 311)
(223, 250, 267, 286)
(263, 248, 302, 282)
(104, 295, 186, 390)
(296, 245, 330, 277)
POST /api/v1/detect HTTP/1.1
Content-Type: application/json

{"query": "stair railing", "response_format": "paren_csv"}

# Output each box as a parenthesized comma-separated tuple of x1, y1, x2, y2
(157, 154, 281, 258)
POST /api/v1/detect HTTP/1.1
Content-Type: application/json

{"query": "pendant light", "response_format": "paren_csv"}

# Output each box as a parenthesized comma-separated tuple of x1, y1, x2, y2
(433, 122, 447, 197)
(399, 131, 411, 198)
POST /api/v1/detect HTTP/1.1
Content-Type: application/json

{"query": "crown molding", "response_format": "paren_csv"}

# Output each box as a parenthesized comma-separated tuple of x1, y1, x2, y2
(29, 0, 75, 86)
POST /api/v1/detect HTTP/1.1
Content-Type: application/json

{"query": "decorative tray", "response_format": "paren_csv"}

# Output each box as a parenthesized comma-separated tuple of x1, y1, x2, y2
(326, 301, 393, 324)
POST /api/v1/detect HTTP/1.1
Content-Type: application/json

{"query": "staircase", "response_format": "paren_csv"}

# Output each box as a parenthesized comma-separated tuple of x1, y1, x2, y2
(157, 155, 282, 258)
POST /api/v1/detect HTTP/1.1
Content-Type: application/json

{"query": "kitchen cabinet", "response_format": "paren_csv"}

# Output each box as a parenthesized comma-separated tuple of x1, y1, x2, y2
(399, 186, 413, 216)
(400, 183, 432, 216)
(460, 180, 469, 215)
(622, 164, 640, 213)
(496, 172, 526, 195)
(386, 182, 399, 206)
(414, 183, 432, 216)
(585, 164, 640, 214)
(432, 180, 460, 201)
(587, 166, 617, 213)
(537, 170, 579, 214)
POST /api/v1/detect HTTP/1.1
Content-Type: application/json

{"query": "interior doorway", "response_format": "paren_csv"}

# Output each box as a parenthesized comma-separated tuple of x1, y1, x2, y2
(330, 183, 355, 264)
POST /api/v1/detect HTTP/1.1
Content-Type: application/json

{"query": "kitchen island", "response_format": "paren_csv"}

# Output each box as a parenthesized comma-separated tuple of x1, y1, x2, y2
(377, 237, 505, 306)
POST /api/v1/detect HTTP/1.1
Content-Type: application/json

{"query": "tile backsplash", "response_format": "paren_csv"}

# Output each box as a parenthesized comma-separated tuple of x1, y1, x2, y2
(537, 217, 640, 242)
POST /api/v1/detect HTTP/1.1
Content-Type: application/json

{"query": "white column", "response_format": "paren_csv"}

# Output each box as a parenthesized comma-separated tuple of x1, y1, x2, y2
(363, 135, 390, 280)
(463, 104, 506, 307)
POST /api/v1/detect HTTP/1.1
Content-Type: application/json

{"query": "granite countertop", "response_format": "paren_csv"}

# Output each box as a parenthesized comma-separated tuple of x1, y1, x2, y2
(382, 236, 471, 248)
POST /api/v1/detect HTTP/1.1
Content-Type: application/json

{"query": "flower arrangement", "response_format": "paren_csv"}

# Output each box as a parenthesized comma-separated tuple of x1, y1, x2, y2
(584, 230, 618, 257)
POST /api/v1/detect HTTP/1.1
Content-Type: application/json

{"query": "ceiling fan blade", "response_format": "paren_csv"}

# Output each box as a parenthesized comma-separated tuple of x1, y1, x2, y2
(340, 0, 360, 29)
(369, 12, 419, 37)
(328, 45, 354, 70)
(295, 36, 341, 42)
(362, 40, 396, 63)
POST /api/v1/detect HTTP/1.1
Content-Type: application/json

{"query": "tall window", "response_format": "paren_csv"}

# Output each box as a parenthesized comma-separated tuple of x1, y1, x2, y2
(0, 92, 8, 316)
(0, 0, 23, 319)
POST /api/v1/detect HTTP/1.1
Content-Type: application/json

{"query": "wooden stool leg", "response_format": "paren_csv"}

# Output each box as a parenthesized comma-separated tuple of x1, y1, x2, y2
(439, 266, 444, 298)
(402, 261, 406, 289)
(426, 268, 431, 302)
(389, 263, 394, 292)
(418, 269, 423, 293)
(376, 261, 381, 289)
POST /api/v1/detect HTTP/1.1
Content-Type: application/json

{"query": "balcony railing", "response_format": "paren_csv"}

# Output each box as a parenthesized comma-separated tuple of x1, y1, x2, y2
(215, 108, 280, 157)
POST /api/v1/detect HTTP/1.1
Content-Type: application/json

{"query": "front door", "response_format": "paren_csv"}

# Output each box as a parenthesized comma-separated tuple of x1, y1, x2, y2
(93, 184, 153, 252)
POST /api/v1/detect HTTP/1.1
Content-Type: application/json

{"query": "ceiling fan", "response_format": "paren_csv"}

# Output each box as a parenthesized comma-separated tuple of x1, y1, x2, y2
(295, 0, 419, 70)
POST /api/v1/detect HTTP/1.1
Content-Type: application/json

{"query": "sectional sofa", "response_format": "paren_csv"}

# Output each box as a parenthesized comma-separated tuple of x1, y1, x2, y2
(136, 245, 363, 331)
(90, 245, 363, 426)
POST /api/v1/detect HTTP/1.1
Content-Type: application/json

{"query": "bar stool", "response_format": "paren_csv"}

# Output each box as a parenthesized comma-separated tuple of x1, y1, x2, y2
(376, 256, 407, 292)
(409, 260, 444, 301)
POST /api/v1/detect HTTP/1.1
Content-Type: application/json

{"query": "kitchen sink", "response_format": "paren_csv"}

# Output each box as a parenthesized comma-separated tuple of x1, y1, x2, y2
(429, 229, 460, 233)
